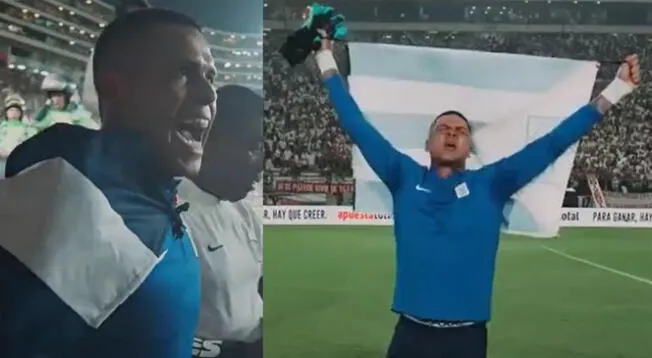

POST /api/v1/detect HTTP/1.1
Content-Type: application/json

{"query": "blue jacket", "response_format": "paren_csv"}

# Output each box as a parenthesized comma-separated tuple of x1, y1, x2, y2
(323, 74, 601, 322)
(0, 124, 200, 357)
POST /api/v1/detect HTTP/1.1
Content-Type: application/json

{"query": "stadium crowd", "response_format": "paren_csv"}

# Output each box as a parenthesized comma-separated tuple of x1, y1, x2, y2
(264, 1, 652, 26)
(264, 30, 652, 201)
(0, 70, 96, 177)
(264, 34, 352, 178)
(0, 68, 52, 112)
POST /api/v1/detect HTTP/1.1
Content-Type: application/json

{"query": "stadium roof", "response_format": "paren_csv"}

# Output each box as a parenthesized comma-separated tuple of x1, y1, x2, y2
(104, 0, 262, 34)
(333, 0, 652, 2)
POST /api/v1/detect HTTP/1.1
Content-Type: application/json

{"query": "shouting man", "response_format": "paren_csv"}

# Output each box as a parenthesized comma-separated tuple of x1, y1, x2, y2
(0, 9, 217, 358)
(313, 31, 639, 358)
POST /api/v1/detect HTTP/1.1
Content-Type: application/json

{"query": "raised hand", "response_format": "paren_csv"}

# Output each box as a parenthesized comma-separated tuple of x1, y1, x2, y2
(316, 29, 333, 52)
(617, 54, 641, 88)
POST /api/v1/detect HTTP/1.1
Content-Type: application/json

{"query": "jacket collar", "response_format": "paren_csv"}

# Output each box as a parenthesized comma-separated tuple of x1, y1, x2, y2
(95, 129, 179, 204)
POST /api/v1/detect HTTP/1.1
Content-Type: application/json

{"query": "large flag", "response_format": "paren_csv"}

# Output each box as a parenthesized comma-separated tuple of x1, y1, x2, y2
(0, 124, 202, 357)
(348, 43, 598, 238)
(0, 157, 161, 328)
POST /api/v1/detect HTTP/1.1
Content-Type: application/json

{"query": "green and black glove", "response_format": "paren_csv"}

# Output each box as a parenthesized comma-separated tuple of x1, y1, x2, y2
(280, 3, 347, 66)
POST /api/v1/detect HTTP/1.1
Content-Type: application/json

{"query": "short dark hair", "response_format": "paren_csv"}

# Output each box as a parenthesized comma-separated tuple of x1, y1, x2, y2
(115, 0, 151, 18)
(214, 85, 262, 132)
(92, 8, 202, 97)
(204, 85, 262, 154)
(432, 110, 472, 132)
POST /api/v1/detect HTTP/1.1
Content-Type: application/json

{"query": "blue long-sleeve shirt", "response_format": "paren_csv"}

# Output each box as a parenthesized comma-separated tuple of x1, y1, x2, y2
(323, 74, 602, 321)
(0, 124, 200, 357)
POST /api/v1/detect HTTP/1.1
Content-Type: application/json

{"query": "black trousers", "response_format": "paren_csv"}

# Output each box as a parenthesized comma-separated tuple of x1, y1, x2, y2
(386, 316, 487, 358)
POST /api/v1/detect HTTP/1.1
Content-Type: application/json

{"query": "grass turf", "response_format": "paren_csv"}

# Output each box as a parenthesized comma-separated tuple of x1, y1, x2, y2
(264, 226, 652, 358)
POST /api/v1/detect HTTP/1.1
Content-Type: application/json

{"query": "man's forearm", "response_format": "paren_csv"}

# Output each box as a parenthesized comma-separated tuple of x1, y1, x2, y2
(590, 94, 614, 115)
(592, 74, 636, 114)
(317, 55, 404, 189)
(322, 69, 338, 79)
(490, 74, 633, 197)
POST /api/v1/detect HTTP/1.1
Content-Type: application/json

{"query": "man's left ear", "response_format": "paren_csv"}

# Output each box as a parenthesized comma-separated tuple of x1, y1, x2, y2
(424, 139, 428, 152)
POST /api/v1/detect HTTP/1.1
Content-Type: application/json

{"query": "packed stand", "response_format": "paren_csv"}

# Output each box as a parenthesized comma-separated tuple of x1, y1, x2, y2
(265, 1, 652, 27)
(264, 33, 353, 179)
(264, 31, 652, 200)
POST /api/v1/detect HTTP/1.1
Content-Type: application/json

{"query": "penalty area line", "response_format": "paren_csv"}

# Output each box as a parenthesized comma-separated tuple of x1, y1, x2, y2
(542, 246, 652, 287)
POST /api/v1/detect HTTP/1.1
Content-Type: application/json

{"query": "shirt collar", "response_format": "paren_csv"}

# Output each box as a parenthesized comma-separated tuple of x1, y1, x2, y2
(177, 178, 220, 206)
(96, 129, 179, 200)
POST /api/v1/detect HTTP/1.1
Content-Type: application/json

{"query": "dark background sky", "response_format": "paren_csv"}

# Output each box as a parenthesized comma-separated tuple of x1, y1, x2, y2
(104, 0, 262, 33)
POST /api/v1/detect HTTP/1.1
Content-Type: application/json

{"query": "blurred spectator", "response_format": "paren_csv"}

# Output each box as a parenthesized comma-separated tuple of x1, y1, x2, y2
(0, 68, 98, 178)
(0, 92, 36, 177)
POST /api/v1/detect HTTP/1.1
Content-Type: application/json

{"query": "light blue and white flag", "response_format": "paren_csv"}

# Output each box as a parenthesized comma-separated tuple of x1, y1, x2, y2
(348, 43, 598, 238)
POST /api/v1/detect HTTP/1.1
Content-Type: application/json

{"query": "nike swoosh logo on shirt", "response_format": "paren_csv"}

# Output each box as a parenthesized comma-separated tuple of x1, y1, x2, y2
(415, 184, 431, 193)
(207, 244, 224, 252)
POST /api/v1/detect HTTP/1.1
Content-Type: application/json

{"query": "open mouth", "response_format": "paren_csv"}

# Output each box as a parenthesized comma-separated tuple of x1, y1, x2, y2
(175, 119, 210, 152)
(444, 142, 457, 150)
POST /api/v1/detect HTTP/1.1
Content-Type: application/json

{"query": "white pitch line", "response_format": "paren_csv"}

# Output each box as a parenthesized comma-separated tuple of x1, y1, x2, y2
(542, 246, 652, 287)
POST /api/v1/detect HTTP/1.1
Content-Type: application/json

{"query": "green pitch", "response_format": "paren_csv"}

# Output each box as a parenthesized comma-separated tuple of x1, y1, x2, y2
(264, 226, 652, 358)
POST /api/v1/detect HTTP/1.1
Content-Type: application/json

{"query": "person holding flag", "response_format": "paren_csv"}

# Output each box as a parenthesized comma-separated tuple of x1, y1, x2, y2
(81, 2, 264, 356)
(0, 8, 217, 358)
(300, 7, 641, 357)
